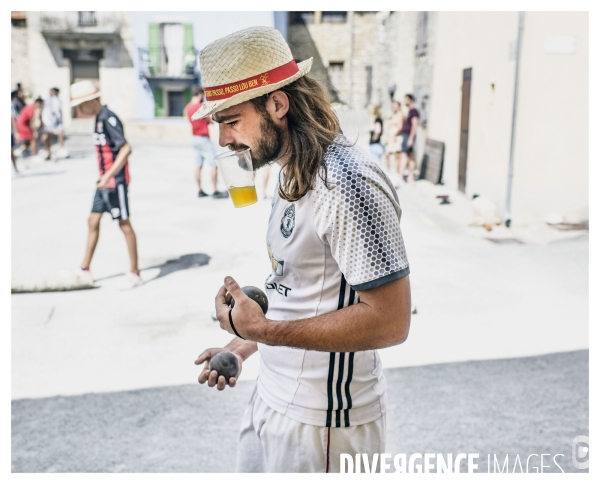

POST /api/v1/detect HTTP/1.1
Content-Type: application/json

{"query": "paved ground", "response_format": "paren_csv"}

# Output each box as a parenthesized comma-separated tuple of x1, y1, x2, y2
(11, 133, 588, 399)
(11, 127, 588, 472)
(12, 350, 588, 473)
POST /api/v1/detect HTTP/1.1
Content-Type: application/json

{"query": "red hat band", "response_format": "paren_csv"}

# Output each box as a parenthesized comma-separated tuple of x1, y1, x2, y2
(204, 60, 299, 102)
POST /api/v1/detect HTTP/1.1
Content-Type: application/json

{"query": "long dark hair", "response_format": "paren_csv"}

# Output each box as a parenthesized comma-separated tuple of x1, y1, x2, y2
(250, 75, 342, 202)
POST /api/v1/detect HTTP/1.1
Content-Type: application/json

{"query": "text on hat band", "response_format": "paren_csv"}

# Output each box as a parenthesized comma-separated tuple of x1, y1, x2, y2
(204, 60, 299, 101)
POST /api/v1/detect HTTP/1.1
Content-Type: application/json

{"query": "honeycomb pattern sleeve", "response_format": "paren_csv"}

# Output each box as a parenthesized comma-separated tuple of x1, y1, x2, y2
(312, 139, 410, 290)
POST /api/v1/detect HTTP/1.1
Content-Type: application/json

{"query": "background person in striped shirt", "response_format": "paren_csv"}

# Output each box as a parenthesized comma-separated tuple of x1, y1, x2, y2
(194, 27, 412, 473)
(70, 80, 142, 288)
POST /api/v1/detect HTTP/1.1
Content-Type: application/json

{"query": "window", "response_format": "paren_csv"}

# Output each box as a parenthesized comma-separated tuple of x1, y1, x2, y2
(291, 12, 315, 24)
(78, 12, 97, 27)
(11, 11, 27, 27)
(328, 62, 344, 93)
(416, 12, 428, 56)
(322, 11, 347, 23)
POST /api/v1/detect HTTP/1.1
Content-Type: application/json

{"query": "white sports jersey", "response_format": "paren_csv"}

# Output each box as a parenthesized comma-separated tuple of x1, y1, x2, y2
(257, 137, 410, 428)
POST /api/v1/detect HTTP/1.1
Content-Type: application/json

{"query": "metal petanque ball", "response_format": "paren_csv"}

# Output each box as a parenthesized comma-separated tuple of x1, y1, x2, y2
(209, 352, 240, 380)
(230, 286, 269, 314)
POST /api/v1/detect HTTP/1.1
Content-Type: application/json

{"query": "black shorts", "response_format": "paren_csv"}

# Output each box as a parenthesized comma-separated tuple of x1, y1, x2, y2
(92, 184, 130, 220)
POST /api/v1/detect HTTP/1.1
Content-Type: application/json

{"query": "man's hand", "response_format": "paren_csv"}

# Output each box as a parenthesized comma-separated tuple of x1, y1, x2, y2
(407, 138, 414, 149)
(215, 276, 266, 339)
(195, 348, 243, 390)
(96, 173, 112, 190)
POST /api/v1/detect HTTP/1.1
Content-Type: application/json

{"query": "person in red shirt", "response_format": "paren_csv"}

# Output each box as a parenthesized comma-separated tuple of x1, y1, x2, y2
(185, 85, 228, 198)
(16, 97, 43, 157)
(70, 80, 142, 288)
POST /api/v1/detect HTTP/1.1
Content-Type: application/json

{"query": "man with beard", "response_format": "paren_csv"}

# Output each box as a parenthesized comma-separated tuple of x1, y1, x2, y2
(194, 27, 412, 473)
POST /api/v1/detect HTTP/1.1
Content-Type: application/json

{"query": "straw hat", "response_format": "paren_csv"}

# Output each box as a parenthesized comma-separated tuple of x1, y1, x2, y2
(192, 26, 312, 120)
(70, 80, 101, 107)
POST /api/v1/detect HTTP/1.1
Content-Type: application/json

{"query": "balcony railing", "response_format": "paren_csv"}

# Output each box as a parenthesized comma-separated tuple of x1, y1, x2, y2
(78, 12, 97, 27)
(40, 12, 121, 32)
(138, 47, 198, 78)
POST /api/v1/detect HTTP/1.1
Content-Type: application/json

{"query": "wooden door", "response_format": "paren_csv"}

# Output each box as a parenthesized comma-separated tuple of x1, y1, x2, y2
(458, 68, 472, 193)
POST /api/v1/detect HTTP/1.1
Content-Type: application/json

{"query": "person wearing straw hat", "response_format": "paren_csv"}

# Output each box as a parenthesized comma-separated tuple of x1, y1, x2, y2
(194, 26, 411, 473)
(70, 80, 142, 288)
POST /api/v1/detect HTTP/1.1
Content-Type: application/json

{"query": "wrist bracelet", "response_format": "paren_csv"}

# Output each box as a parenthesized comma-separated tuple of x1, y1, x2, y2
(228, 308, 246, 340)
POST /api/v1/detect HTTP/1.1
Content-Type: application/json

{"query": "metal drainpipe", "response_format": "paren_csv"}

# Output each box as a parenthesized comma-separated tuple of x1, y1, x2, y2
(504, 11, 524, 228)
(349, 11, 354, 108)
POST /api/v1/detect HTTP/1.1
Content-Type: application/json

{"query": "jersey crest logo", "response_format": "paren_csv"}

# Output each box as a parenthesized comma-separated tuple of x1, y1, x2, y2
(108, 116, 117, 127)
(280, 204, 295, 239)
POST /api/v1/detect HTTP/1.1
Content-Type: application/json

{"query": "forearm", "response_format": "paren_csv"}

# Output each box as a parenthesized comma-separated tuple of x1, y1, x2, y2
(225, 337, 258, 361)
(409, 120, 418, 141)
(105, 144, 131, 178)
(245, 301, 409, 353)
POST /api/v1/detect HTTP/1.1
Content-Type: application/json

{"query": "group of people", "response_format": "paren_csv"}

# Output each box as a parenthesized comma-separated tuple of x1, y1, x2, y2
(11, 85, 68, 172)
(16, 26, 413, 473)
(368, 94, 420, 186)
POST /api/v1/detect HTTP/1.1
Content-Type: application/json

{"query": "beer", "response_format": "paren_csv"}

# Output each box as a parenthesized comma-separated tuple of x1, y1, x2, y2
(229, 186, 258, 208)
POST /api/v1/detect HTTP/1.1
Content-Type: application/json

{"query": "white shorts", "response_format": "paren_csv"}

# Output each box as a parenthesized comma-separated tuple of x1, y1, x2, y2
(236, 386, 386, 473)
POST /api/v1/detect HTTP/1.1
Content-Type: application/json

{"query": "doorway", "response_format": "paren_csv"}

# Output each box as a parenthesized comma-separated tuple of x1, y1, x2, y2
(64, 49, 102, 119)
(167, 91, 184, 117)
(458, 67, 472, 193)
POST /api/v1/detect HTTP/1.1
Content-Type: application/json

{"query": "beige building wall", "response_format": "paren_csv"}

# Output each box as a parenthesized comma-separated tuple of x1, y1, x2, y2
(11, 22, 30, 94)
(14, 12, 135, 129)
(25, 12, 72, 118)
(350, 12, 378, 108)
(427, 11, 588, 225)
(98, 12, 136, 122)
(373, 11, 417, 117)
(510, 12, 588, 225)
(427, 12, 518, 207)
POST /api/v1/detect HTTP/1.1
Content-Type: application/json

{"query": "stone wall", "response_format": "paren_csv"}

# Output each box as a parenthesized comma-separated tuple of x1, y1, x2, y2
(11, 23, 30, 96)
(288, 16, 352, 103)
(12, 11, 135, 128)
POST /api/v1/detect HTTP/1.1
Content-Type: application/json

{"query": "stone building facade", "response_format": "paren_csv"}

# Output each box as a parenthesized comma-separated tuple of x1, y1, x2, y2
(11, 11, 136, 129)
(287, 11, 588, 225)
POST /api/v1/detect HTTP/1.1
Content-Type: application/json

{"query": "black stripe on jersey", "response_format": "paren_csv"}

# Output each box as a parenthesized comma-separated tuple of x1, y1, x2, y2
(337, 276, 347, 310)
(335, 352, 345, 427)
(326, 352, 336, 428)
(344, 289, 356, 427)
(327, 275, 347, 428)
(344, 352, 355, 427)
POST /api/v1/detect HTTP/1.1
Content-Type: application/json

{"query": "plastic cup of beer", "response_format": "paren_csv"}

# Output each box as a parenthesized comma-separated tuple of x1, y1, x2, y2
(214, 148, 258, 208)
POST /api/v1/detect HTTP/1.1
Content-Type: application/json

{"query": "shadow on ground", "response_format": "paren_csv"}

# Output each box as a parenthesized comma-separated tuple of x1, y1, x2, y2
(95, 253, 211, 285)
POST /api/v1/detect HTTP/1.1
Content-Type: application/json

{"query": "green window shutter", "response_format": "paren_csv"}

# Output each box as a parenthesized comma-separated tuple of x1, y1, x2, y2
(149, 23, 161, 75)
(183, 87, 192, 107)
(183, 23, 195, 73)
(153, 87, 164, 117)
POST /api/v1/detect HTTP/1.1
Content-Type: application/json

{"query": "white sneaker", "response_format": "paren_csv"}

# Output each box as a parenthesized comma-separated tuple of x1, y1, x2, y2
(125, 271, 144, 288)
(13, 147, 22, 158)
(72, 268, 94, 287)
(57, 148, 70, 159)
